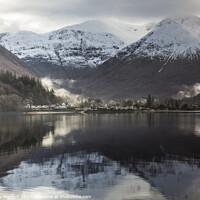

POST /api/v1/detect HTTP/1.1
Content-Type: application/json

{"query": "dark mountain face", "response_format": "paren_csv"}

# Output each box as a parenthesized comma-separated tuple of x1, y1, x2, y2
(0, 45, 36, 77)
(26, 60, 93, 80)
(75, 58, 200, 100)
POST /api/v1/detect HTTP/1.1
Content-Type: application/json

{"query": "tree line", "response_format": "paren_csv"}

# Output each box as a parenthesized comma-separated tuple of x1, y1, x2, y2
(80, 94, 200, 110)
(0, 70, 59, 111)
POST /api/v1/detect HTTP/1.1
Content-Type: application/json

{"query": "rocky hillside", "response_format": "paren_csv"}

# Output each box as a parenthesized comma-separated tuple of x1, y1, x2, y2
(0, 44, 36, 77)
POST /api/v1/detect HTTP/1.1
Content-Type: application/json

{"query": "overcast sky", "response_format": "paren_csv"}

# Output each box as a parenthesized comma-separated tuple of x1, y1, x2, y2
(0, 0, 200, 33)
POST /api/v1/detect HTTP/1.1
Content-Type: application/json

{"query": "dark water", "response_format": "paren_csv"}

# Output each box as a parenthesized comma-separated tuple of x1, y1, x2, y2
(0, 112, 200, 199)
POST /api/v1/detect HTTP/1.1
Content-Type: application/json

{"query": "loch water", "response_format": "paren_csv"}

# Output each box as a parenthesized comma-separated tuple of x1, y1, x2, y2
(0, 112, 200, 200)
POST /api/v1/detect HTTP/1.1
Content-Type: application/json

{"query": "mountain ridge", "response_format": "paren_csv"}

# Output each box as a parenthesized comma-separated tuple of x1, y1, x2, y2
(0, 20, 155, 78)
(116, 16, 200, 64)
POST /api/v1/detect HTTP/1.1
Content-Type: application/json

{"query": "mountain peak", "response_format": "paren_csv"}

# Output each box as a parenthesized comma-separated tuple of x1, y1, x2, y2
(59, 20, 155, 44)
(158, 15, 200, 27)
(117, 15, 200, 63)
(62, 20, 108, 33)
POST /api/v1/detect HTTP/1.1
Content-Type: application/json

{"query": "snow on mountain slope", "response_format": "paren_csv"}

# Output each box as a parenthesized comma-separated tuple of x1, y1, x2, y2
(0, 28, 124, 68)
(0, 20, 155, 70)
(68, 20, 156, 44)
(117, 16, 200, 64)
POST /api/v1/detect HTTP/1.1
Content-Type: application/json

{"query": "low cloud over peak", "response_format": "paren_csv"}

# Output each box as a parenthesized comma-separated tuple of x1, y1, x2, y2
(0, 0, 200, 33)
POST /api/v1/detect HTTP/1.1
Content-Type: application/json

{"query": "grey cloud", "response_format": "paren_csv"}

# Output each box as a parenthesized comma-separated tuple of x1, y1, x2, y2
(7, 0, 200, 20)
(0, 0, 200, 32)
(0, 18, 20, 32)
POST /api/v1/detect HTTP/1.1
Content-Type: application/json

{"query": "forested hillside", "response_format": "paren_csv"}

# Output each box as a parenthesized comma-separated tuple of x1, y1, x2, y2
(0, 71, 58, 111)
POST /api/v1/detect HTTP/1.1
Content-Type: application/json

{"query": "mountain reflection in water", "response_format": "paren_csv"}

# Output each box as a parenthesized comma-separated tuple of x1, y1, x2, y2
(0, 112, 200, 200)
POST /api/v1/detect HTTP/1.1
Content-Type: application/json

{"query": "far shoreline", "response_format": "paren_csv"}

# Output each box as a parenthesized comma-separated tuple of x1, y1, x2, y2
(1, 109, 200, 115)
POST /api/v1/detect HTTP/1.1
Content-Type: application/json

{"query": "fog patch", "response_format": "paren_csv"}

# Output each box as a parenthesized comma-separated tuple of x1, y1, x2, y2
(41, 77, 85, 105)
(177, 83, 200, 99)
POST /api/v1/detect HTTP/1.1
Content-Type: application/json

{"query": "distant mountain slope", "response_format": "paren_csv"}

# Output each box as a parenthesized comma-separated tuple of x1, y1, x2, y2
(76, 16, 200, 100)
(0, 44, 36, 77)
(0, 20, 154, 78)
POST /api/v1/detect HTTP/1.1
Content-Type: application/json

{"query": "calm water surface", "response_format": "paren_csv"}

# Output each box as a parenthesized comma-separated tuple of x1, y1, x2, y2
(0, 112, 200, 200)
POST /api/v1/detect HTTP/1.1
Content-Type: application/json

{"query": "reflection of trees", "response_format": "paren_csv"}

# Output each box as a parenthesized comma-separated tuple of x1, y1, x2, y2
(0, 114, 55, 155)
(1, 113, 198, 164)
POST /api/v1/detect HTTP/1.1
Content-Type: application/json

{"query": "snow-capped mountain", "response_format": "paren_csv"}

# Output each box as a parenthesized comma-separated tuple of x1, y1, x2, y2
(0, 28, 124, 69)
(118, 16, 200, 63)
(3, 17, 200, 100)
(0, 20, 154, 78)
(76, 16, 200, 100)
